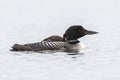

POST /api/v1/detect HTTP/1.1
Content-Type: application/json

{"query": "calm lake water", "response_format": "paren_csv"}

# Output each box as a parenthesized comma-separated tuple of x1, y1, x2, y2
(0, 0, 120, 80)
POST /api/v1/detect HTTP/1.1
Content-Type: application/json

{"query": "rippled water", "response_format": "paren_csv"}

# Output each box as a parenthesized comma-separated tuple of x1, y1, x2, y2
(0, 0, 120, 80)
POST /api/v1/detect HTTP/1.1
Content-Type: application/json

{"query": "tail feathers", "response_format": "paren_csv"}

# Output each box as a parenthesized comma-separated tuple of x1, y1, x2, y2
(11, 44, 32, 51)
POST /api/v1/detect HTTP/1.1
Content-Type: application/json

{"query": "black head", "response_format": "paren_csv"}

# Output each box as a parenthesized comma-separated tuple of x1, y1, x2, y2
(63, 25, 98, 41)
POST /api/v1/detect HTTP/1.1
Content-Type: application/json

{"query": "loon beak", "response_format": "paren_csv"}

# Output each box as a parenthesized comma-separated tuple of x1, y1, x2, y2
(85, 30, 98, 35)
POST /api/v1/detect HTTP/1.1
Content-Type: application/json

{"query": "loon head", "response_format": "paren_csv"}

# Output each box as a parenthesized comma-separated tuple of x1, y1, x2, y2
(63, 25, 98, 41)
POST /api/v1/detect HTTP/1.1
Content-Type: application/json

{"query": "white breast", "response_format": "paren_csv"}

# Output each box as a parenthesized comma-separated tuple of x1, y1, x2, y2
(65, 42, 86, 51)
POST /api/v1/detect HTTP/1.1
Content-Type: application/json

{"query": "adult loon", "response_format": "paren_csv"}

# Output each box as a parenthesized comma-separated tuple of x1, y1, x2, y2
(11, 25, 98, 52)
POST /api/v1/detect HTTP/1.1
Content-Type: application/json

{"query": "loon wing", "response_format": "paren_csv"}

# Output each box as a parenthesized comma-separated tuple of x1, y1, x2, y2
(42, 35, 63, 42)
(11, 41, 65, 51)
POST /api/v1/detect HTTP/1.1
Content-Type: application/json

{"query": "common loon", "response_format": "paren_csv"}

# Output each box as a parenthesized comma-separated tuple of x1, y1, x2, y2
(11, 25, 98, 52)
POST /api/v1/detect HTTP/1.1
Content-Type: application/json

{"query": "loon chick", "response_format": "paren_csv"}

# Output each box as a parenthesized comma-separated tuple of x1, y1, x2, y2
(11, 25, 98, 51)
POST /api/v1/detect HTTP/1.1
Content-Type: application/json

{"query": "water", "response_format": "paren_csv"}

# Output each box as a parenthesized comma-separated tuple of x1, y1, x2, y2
(0, 0, 120, 80)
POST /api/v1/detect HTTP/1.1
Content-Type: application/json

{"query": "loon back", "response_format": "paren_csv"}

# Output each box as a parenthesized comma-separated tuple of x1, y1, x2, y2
(11, 40, 82, 52)
(42, 35, 63, 41)
(11, 41, 65, 51)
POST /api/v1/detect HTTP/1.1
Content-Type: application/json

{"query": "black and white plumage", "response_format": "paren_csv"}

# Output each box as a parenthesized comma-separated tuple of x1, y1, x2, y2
(11, 25, 98, 52)
(11, 40, 82, 51)
(11, 41, 65, 51)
